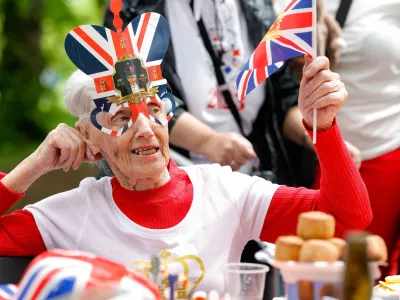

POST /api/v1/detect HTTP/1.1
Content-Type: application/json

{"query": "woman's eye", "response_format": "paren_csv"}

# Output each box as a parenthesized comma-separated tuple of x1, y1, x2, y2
(147, 103, 162, 117)
(112, 115, 130, 123)
(151, 106, 160, 114)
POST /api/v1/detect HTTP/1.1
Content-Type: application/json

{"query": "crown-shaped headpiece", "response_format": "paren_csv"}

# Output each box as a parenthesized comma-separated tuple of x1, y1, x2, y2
(64, 0, 176, 136)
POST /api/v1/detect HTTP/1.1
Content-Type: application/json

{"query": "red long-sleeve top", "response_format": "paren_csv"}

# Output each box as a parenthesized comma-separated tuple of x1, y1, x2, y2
(0, 121, 372, 256)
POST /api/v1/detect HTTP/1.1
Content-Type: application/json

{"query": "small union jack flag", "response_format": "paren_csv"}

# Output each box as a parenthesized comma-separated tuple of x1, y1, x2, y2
(236, 0, 316, 101)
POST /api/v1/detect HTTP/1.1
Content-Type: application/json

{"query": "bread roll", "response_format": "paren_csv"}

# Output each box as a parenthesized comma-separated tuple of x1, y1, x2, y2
(366, 235, 388, 262)
(299, 239, 340, 262)
(275, 236, 304, 261)
(297, 211, 335, 240)
(329, 238, 347, 260)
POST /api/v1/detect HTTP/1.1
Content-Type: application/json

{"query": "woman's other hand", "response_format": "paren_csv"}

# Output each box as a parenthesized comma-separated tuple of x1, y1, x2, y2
(299, 56, 348, 131)
(32, 123, 102, 175)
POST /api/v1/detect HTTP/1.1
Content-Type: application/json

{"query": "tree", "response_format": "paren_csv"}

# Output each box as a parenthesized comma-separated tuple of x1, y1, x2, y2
(0, 0, 47, 147)
(0, 0, 107, 160)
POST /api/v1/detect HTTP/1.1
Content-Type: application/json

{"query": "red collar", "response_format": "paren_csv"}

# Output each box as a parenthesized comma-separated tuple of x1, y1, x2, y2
(110, 160, 182, 203)
(110, 159, 194, 229)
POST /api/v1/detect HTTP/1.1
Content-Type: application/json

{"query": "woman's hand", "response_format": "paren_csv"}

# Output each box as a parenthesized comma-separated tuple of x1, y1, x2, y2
(32, 123, 101, 175)
(1, 124, 102, 194)
(298, 56, 348, 131)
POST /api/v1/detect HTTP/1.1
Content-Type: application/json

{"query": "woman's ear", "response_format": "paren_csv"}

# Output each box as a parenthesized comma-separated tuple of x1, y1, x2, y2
(76, 120, 103, 160)
(75, 120, 91, 142)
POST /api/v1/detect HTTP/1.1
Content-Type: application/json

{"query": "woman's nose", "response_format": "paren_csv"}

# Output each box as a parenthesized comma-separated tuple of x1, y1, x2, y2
(134, 113, 154, 139)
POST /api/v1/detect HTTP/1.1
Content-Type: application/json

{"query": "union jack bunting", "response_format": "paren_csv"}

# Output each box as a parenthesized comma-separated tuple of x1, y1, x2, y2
(10, 249, 160, 300)
(236, 0, 316, 101)
(65, 9, 175, 136)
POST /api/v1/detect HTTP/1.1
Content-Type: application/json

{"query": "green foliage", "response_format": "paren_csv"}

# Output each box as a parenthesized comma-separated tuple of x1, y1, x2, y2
(0, 0, 108, 165)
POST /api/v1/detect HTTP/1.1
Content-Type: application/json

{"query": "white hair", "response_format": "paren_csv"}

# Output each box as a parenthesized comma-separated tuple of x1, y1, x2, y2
(64, 70, 96, 119)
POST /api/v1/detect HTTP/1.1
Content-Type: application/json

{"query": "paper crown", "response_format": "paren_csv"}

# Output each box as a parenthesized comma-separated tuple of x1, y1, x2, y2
(64, 0, 176, 136)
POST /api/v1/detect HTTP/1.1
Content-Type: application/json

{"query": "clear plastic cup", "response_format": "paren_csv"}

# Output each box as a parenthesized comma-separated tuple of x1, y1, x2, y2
(224, 263, 270, 300)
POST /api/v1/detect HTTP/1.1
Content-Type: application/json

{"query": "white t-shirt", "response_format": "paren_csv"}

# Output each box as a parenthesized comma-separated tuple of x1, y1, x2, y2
(165, 0, 266, 170)
(325, 0, 400, 160)
(25, 164, 279, 295)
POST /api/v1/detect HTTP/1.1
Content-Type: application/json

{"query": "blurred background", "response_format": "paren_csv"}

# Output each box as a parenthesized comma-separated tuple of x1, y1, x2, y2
(0, 0, 108, 211)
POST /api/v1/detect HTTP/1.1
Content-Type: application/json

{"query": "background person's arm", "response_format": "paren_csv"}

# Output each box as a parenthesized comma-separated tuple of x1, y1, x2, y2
(169, 112, 256, 170)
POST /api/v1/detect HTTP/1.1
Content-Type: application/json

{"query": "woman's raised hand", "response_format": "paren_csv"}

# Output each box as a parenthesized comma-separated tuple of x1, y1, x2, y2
(32, 123, 102, 175)
(298, 56, 348, 131)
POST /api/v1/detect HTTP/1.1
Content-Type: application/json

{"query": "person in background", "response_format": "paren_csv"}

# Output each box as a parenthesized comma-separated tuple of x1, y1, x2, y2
(316, 0, 400, 278)
(273, 0, 362, 170)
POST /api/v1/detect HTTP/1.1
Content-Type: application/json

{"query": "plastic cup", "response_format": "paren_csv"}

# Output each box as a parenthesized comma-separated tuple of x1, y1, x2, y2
(224, 263, 270, 300)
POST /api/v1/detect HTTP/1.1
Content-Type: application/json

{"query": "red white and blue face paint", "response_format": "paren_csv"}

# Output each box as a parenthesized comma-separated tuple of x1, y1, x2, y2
(64, 1, 175, 136)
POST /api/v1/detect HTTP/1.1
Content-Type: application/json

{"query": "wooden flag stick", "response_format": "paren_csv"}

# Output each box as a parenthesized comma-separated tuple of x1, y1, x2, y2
(312, 0, 317, 144)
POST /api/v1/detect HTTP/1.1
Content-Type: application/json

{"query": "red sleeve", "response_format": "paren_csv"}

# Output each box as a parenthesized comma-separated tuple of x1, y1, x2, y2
(260, 120, 372, 243)
(0, 173, 47, 256)
(0, 173, 24, 215)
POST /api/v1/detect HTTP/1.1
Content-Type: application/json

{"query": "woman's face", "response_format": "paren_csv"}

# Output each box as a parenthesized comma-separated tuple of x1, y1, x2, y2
(88, 102, 170, 181)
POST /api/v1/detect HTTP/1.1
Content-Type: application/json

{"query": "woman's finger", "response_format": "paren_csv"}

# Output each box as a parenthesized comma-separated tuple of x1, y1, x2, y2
(305, 80, 344, 110)
(303, 56, 330, 78)
(311, 88, 347, 109)
(66, 128, 87, 170)
(54, 133, 73, 167)
(60, 131, 79, 172)
(72, 138, 87, 170)
(303, 70, 340, 100)
(63, 126, 91, 169)
(68, 127, 95, 163)
(85, 145, 95, 162)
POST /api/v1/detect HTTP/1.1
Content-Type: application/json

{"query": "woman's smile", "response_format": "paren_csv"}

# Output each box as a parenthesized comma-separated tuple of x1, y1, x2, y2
(131, 145, 161, 160)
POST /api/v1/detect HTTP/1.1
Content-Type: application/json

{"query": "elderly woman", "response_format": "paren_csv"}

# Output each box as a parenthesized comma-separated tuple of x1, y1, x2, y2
(0, 56, 371, 293)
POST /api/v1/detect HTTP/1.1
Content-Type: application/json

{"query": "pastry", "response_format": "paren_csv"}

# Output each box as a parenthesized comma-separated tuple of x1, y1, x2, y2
(299, 239, 340, 262)
(366, 235, 388, 262)
(329, 238, 347, 260)
(275, 236, 304, 261)
(297, 211, 335, 240)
